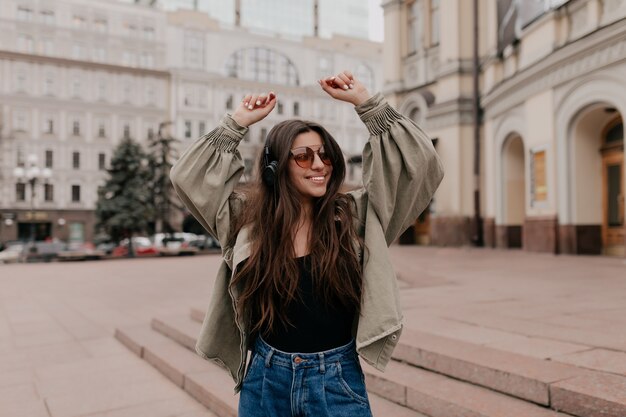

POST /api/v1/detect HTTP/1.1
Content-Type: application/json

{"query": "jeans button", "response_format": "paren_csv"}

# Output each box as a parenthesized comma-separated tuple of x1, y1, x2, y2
(293, 356, 303, 364)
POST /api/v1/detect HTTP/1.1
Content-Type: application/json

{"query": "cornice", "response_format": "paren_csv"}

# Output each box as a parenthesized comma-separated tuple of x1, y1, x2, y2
(483, 18, 626, 118)
(0, 50, 171, 78)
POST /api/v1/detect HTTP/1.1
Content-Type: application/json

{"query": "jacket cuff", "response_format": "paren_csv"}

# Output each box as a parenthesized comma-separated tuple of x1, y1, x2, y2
(206, 114, 248, 152)
(222, 114, 249, 137)
(355, 93, 403, 136)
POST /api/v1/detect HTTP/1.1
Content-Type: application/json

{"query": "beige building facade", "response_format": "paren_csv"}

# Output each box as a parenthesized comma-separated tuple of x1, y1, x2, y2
(383, 0, 625, 256)
(0, 0, 382, 245)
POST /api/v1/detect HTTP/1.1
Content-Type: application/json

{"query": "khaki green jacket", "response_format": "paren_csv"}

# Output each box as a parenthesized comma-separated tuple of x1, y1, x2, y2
(170, 93, 444, 393)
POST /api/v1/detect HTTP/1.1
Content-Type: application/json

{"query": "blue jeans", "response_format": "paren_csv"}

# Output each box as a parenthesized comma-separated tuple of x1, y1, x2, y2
(238, 337, 373, 417)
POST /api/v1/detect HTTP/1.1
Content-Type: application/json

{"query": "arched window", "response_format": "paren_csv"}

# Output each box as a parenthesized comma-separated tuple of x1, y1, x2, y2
(225, 47, 299, 86)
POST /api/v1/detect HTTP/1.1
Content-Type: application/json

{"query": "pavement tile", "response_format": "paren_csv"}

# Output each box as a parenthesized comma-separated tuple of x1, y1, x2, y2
(61, 397, 210, 417)
(35, 352, 147, 382)
(79, 337, 132, 358)
(553, 348, 626, 376)
(35, 360, 161, 398)
(484, 334, 590, 359)
(44, 378, 194, 417)
(0, 368, 34, 388)
(551, 372, 626, 417)
(0, 383, 48, 417)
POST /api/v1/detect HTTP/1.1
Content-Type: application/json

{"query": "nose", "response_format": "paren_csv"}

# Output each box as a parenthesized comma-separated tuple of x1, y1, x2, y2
(311, 152, 325, 170)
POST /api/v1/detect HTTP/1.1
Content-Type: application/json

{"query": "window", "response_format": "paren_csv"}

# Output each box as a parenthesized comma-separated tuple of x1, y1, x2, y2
(41, 39, 54, 55)
(184, 121, 192, 139)
(430, 0, 440, 46)
(199, 121, 206, 136)
(123, 82, 132, 102)
(277, 101, 284, 115)
(17, 6, 33, 21)
(98, 153, 106, 170)
(143, 27, 155, 40)
(226, 95, 233, 110)
(40, 10, 55, 25)
(72, 152, 80, 169)
(97, 80, 106, 101)
(225, 48, 299, 86)
(43, 74, 54, 95)
(71, 185, 81, 202)
(139, 52, 154, 68)
(123, 124, 130, 139)
(17, 34, 34, 53)
(45, 150, 53, 168)
(73, 14, 87, 29)
(355, 64, 374, 91)
(71, 77, 81, 98)
(97, 122, 106, 138)
(44, 184, 54, 202)
(17, 148, 25, 167)
(14, 111, 27, 132)
(16, 183, 26, 201)
(94, 18, 107, 33)
(44, 118, 54, 134)
(147, 127, 155, 140)
(16, 71, 27, 92)
(125, 23, 137, 37)
(184, 31, 205, 69)
(72, 120, 80, 136)
(407, 1, 423, 54)
(260, 128, 268, 143)
(293, 102, 300, 116)
(72, 44, 85, 60)
(146, 86, 155, 104)
(93, 47, 106, 62)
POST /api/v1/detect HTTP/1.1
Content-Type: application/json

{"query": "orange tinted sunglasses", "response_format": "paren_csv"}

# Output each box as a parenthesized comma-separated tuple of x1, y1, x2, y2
(290, 146, 332, 169)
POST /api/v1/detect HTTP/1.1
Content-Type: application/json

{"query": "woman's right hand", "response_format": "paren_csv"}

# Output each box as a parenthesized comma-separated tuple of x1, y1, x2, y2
(231, 92, 277, 127)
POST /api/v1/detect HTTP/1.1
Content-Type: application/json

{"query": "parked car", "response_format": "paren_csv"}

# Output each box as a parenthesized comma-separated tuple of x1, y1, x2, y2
(57, 242, 106, 261)
(111, 237, 159, 258)
(188, 235, 221, 250)
(152, 233, 199, 256)
(22, 241, 66, 263)
(0, 242, 26, 264)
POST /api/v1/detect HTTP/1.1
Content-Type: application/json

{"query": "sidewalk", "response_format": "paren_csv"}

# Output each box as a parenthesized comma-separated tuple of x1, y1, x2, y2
(1, 247, 624, 416)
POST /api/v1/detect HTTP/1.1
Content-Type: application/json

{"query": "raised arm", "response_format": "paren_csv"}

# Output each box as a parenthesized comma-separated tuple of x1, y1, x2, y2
(170, 92, 276, 247)
(319, 72, 444, 245)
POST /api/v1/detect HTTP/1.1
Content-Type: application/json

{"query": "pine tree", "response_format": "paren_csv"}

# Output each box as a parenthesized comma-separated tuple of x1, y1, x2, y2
(147, 121, 184, 236)
(95, 137, 155, 257)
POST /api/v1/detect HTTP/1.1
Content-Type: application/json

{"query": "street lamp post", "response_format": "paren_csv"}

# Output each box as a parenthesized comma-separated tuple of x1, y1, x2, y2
(13, 154, 52, 244)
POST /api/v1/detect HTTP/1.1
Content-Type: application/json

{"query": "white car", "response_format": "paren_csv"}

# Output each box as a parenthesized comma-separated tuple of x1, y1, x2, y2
(152, 233, 199, 256)
(0, 243, 26, 264)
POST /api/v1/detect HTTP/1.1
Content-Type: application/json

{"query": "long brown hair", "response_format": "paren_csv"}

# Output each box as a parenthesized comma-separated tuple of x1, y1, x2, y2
(230, 120, 363, 337)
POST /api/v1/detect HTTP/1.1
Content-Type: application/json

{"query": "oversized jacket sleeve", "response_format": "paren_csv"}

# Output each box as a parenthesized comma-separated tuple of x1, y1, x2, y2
(170, 115, 248, 248)
(349, 93, 444, 245)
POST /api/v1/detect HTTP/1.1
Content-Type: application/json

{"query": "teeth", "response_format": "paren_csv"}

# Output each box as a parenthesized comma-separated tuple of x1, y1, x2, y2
(309, 176, 324, 181)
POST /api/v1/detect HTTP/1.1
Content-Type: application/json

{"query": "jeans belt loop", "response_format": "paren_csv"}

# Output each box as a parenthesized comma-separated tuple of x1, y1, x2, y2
(319, 352, 325, 374)
(265, 348, 274, 368)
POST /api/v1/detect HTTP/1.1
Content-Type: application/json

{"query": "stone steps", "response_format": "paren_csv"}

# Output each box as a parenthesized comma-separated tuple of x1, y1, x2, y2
(116, 322, 428, 417)
(162, 313, 571, 417)
(189, 307, 626, 417)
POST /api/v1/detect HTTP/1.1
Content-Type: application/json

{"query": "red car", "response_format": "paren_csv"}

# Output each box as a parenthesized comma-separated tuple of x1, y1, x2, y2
(111, 237, 159, 258)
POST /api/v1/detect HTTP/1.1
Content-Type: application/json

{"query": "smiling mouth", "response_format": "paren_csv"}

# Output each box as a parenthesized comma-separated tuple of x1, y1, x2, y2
(307, 175, 326, 184)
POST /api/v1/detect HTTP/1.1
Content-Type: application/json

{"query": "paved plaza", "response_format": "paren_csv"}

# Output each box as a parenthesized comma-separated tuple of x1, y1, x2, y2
(1, 247, 625, 417)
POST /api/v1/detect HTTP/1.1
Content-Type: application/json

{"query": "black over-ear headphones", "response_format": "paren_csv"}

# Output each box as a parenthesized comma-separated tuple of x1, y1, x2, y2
(262, 139, 278, 187)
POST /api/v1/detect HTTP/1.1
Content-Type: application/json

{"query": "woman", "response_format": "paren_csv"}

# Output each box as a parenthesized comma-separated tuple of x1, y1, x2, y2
(170, 71, 444, 416)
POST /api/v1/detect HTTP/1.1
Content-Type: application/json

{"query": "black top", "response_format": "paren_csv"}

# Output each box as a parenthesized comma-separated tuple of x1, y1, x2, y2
(261, 254, 355, 353)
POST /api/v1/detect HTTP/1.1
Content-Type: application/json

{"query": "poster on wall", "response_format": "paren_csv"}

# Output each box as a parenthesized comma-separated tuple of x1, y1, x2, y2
(531, 149, 547, 205)
(497, 0, 572, 54)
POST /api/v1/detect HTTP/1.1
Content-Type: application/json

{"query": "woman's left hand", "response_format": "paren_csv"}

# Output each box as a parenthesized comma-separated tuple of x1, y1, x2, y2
(318, 70, 371, 106)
